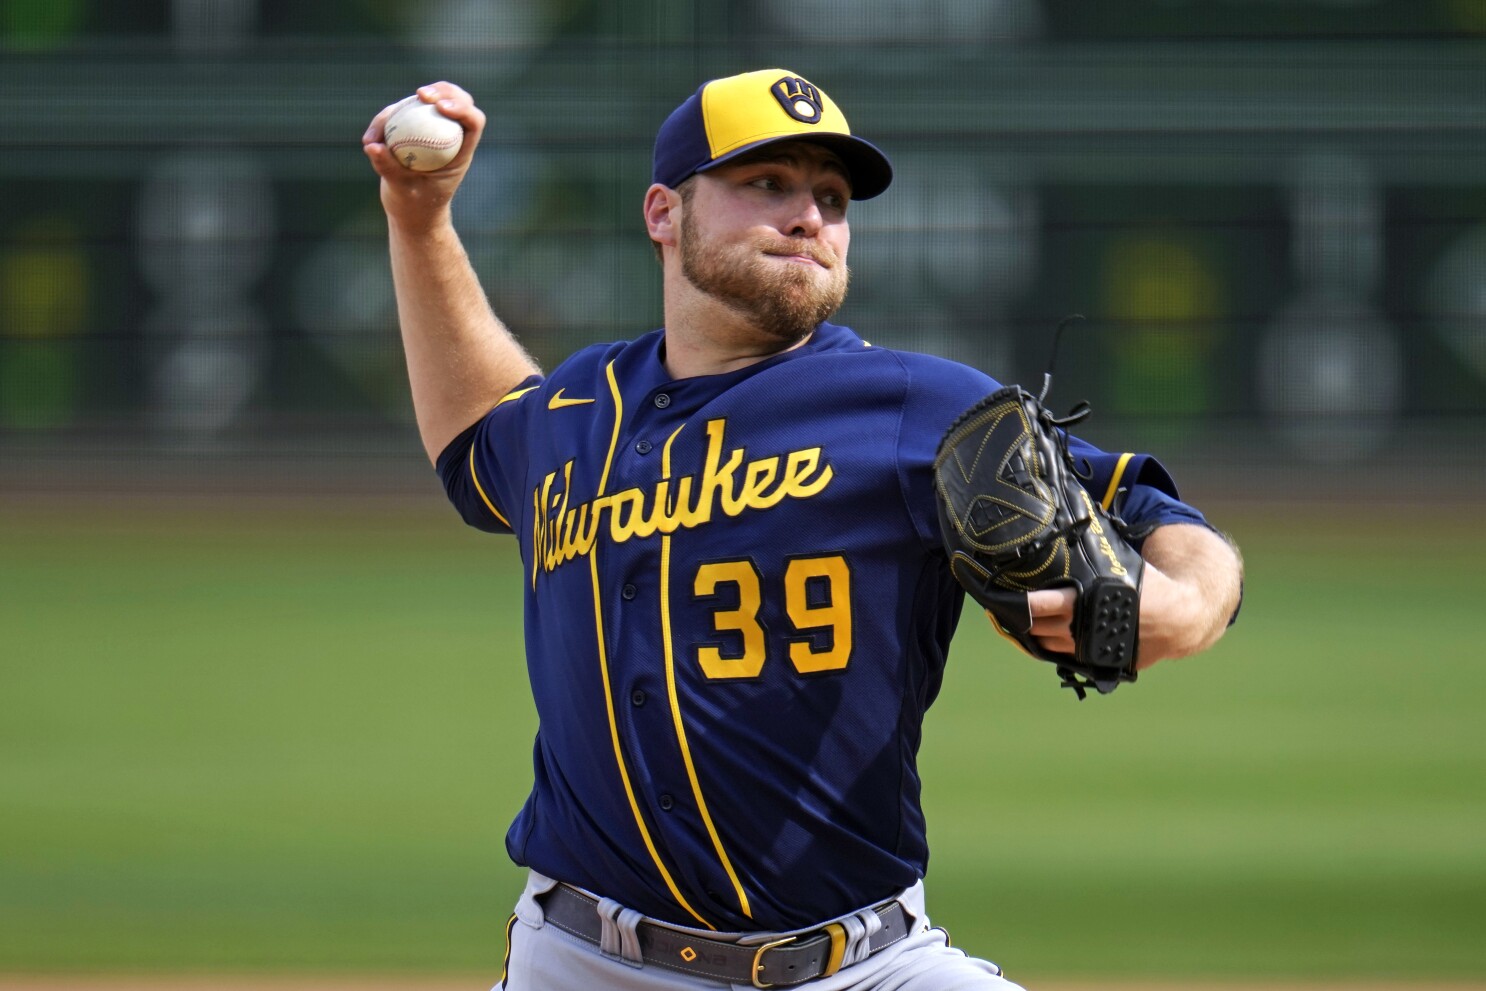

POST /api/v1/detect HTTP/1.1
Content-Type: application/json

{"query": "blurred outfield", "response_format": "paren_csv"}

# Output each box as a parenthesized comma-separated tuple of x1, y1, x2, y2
(1, 496, 1483, 982)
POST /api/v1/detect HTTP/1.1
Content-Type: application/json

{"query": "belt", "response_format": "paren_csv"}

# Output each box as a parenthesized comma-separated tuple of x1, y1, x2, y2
(537, 883, 910, 988)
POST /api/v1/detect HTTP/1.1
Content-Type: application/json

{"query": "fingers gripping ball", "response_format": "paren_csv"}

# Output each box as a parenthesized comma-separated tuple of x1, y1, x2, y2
(384, 99, 463, 172)
(933, 386, 1145, 699)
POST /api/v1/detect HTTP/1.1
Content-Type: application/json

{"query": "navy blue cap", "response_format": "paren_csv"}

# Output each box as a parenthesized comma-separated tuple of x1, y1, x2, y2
(652, 69, 893, 200)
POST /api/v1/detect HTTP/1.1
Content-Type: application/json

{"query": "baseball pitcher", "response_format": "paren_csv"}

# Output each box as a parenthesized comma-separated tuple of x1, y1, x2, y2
(363, 68, 1243, 990)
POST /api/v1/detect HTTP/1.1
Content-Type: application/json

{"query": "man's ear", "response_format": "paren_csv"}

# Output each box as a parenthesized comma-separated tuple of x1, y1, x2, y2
(643, 183, 681, 249)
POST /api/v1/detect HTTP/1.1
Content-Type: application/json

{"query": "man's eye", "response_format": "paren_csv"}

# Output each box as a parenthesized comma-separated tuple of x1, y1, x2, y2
(751, 176, 781, 191)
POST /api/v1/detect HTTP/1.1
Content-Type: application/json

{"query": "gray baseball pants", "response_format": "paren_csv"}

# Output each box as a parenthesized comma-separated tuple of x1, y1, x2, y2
(497, 870, 1027, 991)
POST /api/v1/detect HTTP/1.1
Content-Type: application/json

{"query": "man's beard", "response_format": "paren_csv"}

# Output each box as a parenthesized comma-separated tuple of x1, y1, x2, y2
(680, 222, 849, 344)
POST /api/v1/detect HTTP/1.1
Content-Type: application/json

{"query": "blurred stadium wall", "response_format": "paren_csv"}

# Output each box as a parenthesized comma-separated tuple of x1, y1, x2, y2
(1, 0, 1482, 504)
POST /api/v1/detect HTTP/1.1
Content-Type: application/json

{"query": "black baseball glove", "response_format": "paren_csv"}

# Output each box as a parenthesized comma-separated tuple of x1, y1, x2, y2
(933, 385, 1145, 699)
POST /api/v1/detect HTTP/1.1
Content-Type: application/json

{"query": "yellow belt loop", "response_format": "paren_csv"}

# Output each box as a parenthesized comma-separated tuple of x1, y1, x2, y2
(821, 921, 848, 977)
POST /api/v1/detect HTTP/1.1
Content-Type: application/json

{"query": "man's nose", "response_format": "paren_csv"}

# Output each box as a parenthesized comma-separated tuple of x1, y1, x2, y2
(784, 193, 824, 238)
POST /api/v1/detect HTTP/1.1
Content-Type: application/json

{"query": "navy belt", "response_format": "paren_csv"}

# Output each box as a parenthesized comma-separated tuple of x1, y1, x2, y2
(537, 884, 910, 988)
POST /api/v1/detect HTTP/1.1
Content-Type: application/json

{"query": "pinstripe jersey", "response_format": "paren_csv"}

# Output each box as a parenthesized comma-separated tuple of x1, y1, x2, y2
(437, 320, 1209, 933)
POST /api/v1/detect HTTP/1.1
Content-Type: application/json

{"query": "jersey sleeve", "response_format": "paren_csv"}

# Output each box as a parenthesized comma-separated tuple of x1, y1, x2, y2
(894, 352, 1216, 553)
(1063, 436, 1212, 548)
(435, 374, 544, 535)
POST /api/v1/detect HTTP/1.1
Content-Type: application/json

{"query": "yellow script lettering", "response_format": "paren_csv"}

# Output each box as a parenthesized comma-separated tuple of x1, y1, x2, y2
(530, 418, 834, 577)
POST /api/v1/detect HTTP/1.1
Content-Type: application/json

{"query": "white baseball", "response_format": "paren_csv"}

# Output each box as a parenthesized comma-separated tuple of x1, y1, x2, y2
(383, 98, 464, 172)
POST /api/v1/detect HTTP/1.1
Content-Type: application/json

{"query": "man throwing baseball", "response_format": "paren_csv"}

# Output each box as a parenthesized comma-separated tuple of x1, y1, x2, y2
(364, 69, 1243, 990)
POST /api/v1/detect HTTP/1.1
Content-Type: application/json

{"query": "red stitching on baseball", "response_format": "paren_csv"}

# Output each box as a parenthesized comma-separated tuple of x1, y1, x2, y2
(389, 136, 459, 149)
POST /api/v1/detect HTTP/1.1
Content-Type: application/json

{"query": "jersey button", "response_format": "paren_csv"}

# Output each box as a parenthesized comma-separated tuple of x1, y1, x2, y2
(654, 393, 671, 408)
(635, 439, 652, 454)
(658, 794, 674, 811)
(631, 689, 646, 707)
(621, 584, 637, 600)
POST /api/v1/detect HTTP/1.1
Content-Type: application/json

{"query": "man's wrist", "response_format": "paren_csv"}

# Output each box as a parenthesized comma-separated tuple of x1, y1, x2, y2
(382, 188, 456, 237)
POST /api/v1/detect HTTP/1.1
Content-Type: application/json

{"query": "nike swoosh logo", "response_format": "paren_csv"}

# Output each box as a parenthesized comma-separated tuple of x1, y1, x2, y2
(548, 388, 596, 410)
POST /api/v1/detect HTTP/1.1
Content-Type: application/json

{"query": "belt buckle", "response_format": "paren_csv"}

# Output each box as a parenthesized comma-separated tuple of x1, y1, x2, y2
(750, 934, 797, 989)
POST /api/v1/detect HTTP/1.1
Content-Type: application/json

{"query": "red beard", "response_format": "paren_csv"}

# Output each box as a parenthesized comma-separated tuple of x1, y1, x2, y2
(680, 225, 850, 344)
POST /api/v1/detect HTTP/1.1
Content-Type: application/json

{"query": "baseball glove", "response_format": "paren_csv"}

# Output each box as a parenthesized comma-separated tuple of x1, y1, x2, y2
(933, 385, 1144, 699)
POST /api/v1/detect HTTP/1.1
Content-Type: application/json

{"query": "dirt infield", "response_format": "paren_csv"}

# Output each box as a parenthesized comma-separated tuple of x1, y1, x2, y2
(2, 979, 1484, 991)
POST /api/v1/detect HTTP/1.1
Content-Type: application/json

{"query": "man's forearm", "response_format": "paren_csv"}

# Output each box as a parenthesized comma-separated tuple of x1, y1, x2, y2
(363, 83, 540, 464)
(1136, 522, 1244, 666)
(388, 215, 539, 463)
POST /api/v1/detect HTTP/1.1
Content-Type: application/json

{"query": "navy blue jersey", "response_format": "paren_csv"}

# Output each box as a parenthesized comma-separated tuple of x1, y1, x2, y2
(437, 321, 1208, 932)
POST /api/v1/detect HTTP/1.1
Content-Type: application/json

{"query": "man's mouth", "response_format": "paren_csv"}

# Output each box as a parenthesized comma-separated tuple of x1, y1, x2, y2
(765, 249, 830, 268)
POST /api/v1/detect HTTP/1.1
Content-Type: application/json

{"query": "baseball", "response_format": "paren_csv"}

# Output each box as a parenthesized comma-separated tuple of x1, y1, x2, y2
(383, 98, 463, 172)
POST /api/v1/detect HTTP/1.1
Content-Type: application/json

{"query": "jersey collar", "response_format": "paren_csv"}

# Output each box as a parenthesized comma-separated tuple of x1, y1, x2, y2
(644, 321, 864, 386)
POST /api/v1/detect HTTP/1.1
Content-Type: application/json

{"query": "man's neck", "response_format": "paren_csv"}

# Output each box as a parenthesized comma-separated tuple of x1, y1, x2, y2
(661, 325, 813, 379)
(660, 282, 812, 379)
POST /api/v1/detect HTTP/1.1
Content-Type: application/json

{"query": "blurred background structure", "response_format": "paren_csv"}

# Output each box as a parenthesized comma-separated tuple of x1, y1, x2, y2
(3, 0, 1485, 985)
(1, 0, 1483, 499)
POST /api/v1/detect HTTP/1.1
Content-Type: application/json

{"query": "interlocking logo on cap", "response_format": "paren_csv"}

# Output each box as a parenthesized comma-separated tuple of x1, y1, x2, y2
(771, 76, 823, 124)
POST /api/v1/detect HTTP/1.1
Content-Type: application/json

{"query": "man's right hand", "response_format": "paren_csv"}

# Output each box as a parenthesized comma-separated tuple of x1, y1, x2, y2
(363, 80, 538, 464)
(363, 82, 486, 233)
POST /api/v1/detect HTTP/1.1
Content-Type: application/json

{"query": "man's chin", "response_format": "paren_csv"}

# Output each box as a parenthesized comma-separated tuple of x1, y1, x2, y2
(681, 239, 847, 341)
(758, 296, 845, 343)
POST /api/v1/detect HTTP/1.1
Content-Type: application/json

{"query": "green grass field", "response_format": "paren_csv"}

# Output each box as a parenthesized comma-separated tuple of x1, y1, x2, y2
(2, 497, 1482, 981)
